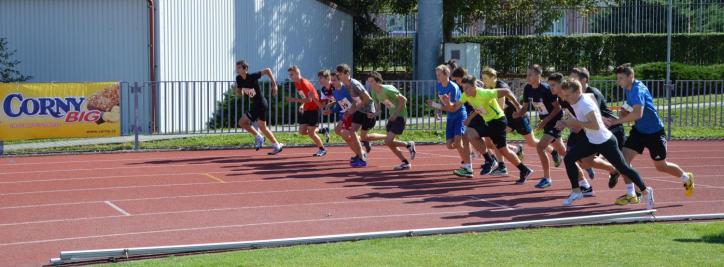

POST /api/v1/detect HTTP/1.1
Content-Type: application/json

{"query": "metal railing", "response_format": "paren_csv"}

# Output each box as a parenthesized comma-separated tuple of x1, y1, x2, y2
(370, 1, 723, 37)
(122, 79, 724, 140)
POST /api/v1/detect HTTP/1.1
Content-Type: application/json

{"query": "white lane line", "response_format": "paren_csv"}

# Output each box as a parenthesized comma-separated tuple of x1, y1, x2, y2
(104, 201, 130, 216)
(467, 196, 515, 211)
(0, 209, 485, 247)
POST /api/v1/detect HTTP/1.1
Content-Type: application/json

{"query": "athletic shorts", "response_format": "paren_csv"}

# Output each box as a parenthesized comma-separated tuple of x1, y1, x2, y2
(339, 114, 352, 130)
(624, 128, 668, 161)
(386, 117, 406, 135)
(609, 124, 626, 150)
(300, 109, 321, 126)
(245, 105, 268, 122)
(541, 119, 562, 139)
(469, 117, 508, 149)
(566, 130, 587, 150)
(506, 115, 532, 135)
(352, 111, 377, 131)
(445, 115, 467, 140)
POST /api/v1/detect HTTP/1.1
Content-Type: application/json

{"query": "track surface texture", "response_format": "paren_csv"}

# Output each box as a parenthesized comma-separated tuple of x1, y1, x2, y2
(0, 141, 722, 266)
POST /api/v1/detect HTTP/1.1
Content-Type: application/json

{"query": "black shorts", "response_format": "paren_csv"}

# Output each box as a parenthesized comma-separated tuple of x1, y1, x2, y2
(542, 120, 562, 139)
(300, 110, 321, 126)
(470, 117, 508, 149)
(624, 128, 667, 161)
(386, 117, 406, 135)
(506, 115, 532, 135)
(245, 105, 268, 122)
(609, 124, 626, 149)
(352, 111, 377, 131)
(566, 130, 587, 150)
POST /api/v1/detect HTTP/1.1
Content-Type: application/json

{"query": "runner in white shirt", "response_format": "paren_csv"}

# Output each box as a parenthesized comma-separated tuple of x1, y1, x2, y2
(555, 78, 653, 208)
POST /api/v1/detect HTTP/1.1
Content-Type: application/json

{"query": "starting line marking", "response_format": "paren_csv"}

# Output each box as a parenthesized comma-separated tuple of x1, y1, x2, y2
(104, 201, 130, 216)
(203, 173, 226, 183)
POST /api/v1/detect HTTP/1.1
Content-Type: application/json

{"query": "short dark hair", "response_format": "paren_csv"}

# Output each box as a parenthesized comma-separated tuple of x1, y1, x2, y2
(615, 63, 635, 76)
(336, 64, 351, 75)
(528, 64, 543, 75)
(446, 60, 459, 73)
(287, 65, 300, 72)
(451, 67, 468, 78)
(571, 67, 590, 81)
(461, 75, 477, 86)
(367, 71, 384, 83)
(561, 78, 582, 93)
(236, 60, 248, 69)
(547, 72, 564, 83)
(317, 69, 331, 78)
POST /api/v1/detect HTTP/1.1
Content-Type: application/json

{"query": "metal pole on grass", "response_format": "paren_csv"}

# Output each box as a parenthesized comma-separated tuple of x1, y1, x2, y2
(666, 0, 673, 140)
(133, 82, 141, 151)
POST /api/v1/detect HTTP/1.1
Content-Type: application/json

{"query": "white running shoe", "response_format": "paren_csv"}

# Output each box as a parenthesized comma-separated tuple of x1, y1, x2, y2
(643, 187, 655, 210)
(563, 191, 584, 206)
(393, 162, 411, 170)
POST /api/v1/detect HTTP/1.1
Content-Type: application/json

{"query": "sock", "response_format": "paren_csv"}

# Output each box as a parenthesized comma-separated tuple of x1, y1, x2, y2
(542, 177, 551, 183)
(516, 163, 528, 172)
(680, 173, 690, 183)
(626, 183, 636, 197)
(491, 154, 498, 162)
(319, 147, 325, 151)
(464, 163, 473, 171)
(273, 143, 281, 149)
(483, 153, 494, 163)
(580, 179, 591, 188)
(403, 159, 410, 164)
(498, 162, 506, 169)
(406, 143, 412, 148)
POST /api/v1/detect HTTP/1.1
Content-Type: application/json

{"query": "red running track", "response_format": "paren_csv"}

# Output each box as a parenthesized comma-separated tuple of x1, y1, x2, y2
(0, 141, 723, 266)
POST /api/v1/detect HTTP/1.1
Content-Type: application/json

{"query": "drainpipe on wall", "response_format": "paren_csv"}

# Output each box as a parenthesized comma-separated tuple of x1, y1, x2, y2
(147, 0, 156, 133)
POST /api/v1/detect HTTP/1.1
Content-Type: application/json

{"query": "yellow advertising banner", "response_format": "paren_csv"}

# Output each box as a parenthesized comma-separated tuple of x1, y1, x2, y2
(0, 82, 121, 141)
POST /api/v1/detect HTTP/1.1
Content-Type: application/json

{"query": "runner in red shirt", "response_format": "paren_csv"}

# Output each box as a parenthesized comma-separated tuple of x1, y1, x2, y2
(287, 66, 327, 157)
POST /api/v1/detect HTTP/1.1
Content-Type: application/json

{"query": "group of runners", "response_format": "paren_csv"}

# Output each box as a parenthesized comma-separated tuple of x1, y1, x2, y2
(233, 60, 695, 208)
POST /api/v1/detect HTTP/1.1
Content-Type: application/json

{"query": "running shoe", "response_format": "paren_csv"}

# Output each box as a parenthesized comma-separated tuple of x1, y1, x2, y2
(267, 144, 284, 155)
(643, 187, 655, 210)
(313, 149, 327, 157)
(362, 141, 372, 153)
(581, 186, 595, 197)
(516, 166, 533, 184)
(614, 194, 640, 205)
(534, 178, 552, 189)
(254, 135, 265, 151)
(684, 172, 695, 197)
(393, 162, 411, 170)
(480, 159, 498, 175)
(453, 168, 474, 178)
(551, 150, 561, 167)
(608, 171, 620, 189)
(490, 165, 509, 177)
(563, 191, 584, 206)
(407, 141, 417, 160)
(351, 158, 367, 168)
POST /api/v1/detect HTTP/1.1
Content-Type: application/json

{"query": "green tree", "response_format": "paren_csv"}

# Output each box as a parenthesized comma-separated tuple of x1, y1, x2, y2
(0, 38, 31, 83)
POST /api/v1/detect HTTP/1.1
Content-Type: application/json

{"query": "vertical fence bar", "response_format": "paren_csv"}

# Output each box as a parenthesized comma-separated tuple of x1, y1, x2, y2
(133, 82, 140, 151)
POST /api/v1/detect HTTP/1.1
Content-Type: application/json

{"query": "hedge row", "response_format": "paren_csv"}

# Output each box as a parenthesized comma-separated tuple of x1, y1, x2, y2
(355, 33, 724, 76)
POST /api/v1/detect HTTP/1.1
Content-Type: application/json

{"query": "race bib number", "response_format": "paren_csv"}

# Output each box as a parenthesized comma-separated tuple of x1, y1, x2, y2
(338, 98, 353, 112)
(622, 103, 634, 112)
(242, 88, 256, 97)
(532, 101, 549, 115)
(382, 99, 395, 109)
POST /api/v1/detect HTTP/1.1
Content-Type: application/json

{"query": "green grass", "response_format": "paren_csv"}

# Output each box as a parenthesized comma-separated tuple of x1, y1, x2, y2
(96, 222, 724, 267)
(5, 124, 723, 156)
(606, 93, 723, 107)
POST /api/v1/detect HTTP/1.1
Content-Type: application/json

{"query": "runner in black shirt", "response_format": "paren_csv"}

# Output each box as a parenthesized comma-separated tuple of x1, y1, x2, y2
(234, 60, 283, 154)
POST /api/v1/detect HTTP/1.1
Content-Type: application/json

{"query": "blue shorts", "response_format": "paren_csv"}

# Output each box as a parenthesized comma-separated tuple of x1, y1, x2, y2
(446, 115, 467, 140)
